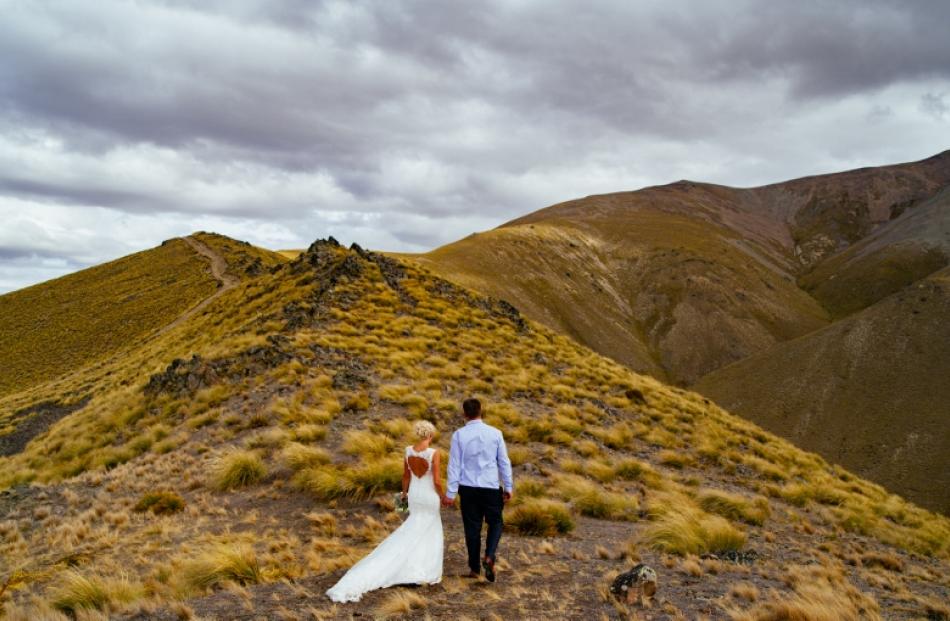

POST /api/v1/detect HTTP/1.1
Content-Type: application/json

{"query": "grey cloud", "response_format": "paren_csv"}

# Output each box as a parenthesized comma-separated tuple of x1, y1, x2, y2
(920, 92, 949, 119)
(1, 0, 949, 292)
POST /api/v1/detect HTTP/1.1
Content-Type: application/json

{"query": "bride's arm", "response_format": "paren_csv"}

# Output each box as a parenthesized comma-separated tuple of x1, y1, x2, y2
(401, 457, 411, 499)
(432, 450, 445, 499)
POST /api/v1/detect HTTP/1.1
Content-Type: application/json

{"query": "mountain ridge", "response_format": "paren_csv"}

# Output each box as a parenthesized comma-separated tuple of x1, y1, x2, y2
(405, 149, 950, 514)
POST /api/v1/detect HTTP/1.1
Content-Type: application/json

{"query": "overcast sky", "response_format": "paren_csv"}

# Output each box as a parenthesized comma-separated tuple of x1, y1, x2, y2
(1, 0, 949, 293)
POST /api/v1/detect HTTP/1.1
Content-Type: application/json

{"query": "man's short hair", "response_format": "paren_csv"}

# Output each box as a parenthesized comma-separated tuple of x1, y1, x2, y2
(463, 398, 481, 419)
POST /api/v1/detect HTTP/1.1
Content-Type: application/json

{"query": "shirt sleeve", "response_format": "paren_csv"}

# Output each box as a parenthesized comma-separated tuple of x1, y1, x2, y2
(446, 430, 461, 499)
(496, 431, 514, 494)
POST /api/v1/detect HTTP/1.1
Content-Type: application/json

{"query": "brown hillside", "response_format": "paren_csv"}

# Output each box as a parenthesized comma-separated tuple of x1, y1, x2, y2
(404, 202, 828, 386)
(403, 150, 950, 516)
(695, 265, 950, 515)
(1, 236, 947, 619)
(408, 152, 950, 385)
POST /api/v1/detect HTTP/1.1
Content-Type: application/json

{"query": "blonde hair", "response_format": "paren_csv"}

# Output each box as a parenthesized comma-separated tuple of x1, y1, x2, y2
(413, 420, 436, 440)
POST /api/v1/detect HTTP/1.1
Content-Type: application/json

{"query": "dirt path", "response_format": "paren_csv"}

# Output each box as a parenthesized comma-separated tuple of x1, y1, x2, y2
(155, 236, 239, 337)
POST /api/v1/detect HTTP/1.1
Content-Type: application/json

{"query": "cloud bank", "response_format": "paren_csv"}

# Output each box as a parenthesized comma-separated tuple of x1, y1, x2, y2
(1, 0, 948, 292)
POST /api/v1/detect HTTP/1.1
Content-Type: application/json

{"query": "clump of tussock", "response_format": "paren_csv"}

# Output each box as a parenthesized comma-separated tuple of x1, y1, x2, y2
(342, 429, 395, 458)
(51, 569, 144, 614)
(281, 442, 331, 471)
(697, 489, 770, 526)
(132, 490, 185, 515)
(374, 589, 428, 618)
(295, 459, 402, 500)
(727, 563, 882, 621)
(180, 544, 263, 593)
(211, 450, 266, 491)
(507, 499, 575, 536)
(642, 498, 746, 556)
(555, 475, 639, 521)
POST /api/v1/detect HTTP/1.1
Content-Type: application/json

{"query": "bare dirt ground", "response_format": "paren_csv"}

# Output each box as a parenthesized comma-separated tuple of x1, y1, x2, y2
(105, 485, 948, 621)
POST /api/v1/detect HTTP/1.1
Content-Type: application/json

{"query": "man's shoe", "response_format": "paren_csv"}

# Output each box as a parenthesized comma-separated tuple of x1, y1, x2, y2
(482, 557, 496, 583)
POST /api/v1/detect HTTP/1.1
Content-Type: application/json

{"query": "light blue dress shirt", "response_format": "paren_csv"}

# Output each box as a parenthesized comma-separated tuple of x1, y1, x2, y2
(445, 419, 514, 499)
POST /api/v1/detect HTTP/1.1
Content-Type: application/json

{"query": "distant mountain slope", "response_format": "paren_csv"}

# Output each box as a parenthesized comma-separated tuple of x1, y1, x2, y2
(696, 266, 950, 514)
(410, 151, 950, 385)
(406, 204, 828, 384)
(0, 232, 284, 400)
(0, 235, 947, 619)
(0, 238, 218, 398)
(404, 150, 950, 513)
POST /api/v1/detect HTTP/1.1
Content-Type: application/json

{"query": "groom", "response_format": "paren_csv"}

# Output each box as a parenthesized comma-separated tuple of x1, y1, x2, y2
(442, 398, 514, 583)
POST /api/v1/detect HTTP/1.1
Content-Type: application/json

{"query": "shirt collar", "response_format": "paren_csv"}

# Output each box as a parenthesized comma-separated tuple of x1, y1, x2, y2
(465, 419, 483, 426)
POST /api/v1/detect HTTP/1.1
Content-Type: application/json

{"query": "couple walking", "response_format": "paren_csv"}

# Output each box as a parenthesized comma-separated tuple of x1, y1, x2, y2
(326, 398, 515, 603)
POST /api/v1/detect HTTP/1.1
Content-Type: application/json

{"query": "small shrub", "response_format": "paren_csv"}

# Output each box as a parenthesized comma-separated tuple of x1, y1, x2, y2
(212, 450, 266, 491)
(133, 490, 185, 515)
(507, 499, 575, 536)
(180, 544, 263, 593)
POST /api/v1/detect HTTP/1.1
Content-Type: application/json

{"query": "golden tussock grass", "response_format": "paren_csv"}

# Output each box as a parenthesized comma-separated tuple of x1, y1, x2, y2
(658, 450, 695, 469)
(728, 582, 759, 603)
(179, 543, 263, 594)
(292, 423, 327, 443)
(554, 475, 639, 521)
(132, 490, 185, 515)
(281, 442, 331, 471)
(728, 563, 882, 621)
(295, 459, 402, 500)
(374, 589, 427, 618)
(697, 489, 770, 526)
(50, 569, 144, 615)
(642, 497, 746, 556)
(211, 450, 267, 491)
(341, 430, 395, 458)
(506, 498, 575, 536)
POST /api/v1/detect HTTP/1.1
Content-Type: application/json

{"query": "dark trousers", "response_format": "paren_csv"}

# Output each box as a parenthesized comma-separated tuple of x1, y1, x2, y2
(458, 485, 504, 573)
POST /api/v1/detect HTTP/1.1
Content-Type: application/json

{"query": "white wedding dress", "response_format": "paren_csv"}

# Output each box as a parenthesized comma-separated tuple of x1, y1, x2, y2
(326, 446, 443, 603)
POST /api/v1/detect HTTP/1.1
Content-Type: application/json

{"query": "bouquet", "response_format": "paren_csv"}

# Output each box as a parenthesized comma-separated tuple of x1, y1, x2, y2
(393, 492, 409, 514)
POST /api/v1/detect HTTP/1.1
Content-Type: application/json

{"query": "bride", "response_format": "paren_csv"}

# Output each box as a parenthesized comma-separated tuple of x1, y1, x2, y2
(326, 420, 444, 603)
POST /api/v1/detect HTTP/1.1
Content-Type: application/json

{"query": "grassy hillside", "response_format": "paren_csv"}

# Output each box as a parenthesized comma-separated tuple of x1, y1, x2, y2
(406, 206, 828, 385)
(696, 265, 950, 515)
(1, 237, 947, 619)
(0, 238, 217, 398)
